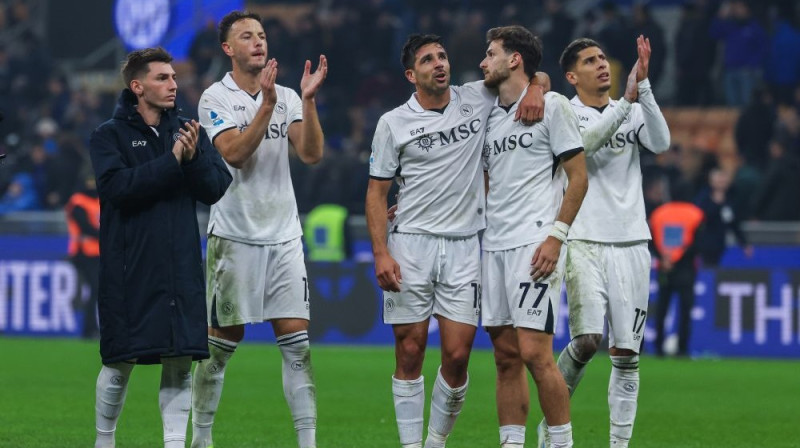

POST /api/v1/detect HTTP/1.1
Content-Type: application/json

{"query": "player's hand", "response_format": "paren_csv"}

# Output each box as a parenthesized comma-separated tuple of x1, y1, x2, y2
(375, 253, 403, 292)
(530, 236, 561, 281)
(300, 55, 328, 100)
(387, 204, 398, 222)
(624, 60, 640, 103)
(259, 58, 278, 110)
(172, 120, 200, 163)
(635, 35, 651, 82)
(515, 82, 545, 125)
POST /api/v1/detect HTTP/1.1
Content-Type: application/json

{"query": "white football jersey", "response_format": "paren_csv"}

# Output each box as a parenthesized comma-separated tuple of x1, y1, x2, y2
(483, 91, 583, 251)
(370, 81, 494, 237)
(199, 73, 303, 245)
(568, 94, 668, 243)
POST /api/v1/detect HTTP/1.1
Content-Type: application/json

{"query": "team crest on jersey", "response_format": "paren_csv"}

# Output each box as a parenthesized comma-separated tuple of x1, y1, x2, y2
(275, 102, 287, 114)
(209, 110, 224, 126)
(482, 142, 491, 160)
(460, 104, 474, 117)
(414, 133, 437, 152)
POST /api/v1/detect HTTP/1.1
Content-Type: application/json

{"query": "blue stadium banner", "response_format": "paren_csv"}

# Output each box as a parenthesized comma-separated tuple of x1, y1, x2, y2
(1, 236, 798, 358)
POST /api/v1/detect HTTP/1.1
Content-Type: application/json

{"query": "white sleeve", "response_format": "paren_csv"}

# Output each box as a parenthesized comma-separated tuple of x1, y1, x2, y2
(198, 88, 238, 143)
(635, 78, 670, 154)
(285, 87, 303, 123)
(547, 94, 584, 157)
(581, 99, 632, 155)
(369, 116, 399, 179)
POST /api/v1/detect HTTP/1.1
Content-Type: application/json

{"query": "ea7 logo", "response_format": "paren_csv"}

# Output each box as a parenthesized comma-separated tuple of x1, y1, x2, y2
(132, 141, 147, 147)
(233, 105, 246, 111)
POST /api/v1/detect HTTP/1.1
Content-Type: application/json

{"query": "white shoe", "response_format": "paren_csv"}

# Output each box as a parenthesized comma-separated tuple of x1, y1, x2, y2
(537, 420, 550, 448)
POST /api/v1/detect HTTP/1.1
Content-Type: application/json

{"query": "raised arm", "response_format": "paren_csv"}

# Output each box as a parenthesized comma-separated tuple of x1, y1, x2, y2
(581, 60, 639, 155)
(288, 55, 328, 165)
(211, 59, 279, 169)
(634, 35, 670, 154)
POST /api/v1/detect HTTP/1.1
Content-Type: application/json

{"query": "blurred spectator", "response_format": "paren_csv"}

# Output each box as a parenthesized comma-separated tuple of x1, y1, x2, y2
(0, 171, 39, 213)
(535, 0, 576, 95)
(695, 166, 753, 266)
(631, 1, 666, 88)
(189, 18, 225, 84)
(763, 4, 800, 101)
(710, 0, 768, 106)
(64, 168, 100, 339)
(650, 183, 704, 357)
(750, 139, 800, 220)
(447, 11, 487, 83)
(675, 0, 716, 105)
(734, 86, 776, 171)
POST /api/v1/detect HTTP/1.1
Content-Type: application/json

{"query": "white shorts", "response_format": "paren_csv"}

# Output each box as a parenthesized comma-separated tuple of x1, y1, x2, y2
(383, 232, 481, 326)
(565, 240, 650, 352)
(206, 235, 310, 327)
(481, 242, 566, 332)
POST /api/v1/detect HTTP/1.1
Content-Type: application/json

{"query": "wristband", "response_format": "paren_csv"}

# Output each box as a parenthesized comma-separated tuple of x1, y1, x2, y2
(549, 221, 570, 243)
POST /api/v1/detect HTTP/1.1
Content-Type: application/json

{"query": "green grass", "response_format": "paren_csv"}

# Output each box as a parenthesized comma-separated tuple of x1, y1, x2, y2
(0, 337, 798, 447)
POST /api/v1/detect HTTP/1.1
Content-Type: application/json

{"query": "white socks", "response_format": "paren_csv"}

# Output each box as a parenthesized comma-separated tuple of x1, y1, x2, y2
(392, 375, 425, 447)
(557, 341, 590, 397)
(609, 355, 639, 447)
(95, 362, 134, 448)
(160, 356, 193, 448)
(499, 424, 525, 447)
(424, 368, 468, 448)
(191, 336, 237, 448)
(278, 330, 317, 448)
(549, 422, 573, 448)
(95, 357, 192, 448)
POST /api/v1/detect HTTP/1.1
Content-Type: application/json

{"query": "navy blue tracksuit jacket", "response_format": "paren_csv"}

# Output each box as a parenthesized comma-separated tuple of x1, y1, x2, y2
(89, 89, 232, 365)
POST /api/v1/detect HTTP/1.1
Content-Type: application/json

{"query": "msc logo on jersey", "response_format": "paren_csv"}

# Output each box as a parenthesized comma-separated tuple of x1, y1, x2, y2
(209, 111, 224, 126)
(460, 104, 474, 117)
(413, 119, 483, 153)
(275, 102, 287, 114)
(414, 134, 436, 152)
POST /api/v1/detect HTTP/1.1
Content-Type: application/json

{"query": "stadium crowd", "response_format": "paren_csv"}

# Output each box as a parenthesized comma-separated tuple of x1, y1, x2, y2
(0, 0, 798, 221)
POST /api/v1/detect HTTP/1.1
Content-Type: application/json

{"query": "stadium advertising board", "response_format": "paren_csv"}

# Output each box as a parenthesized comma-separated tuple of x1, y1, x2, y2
(1, 236, 798, 358)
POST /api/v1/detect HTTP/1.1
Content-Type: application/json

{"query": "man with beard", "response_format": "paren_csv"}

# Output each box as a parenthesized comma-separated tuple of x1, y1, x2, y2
(191, 10, 327, 448)
(366, 33, 543, 448)
(478, 25, 587, 448)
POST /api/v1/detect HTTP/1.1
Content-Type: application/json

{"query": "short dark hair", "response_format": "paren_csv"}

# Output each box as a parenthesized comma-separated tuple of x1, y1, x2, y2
(560, 38, 602, 73)
(486, 25, 542, 79)
(121, 47, 173, 87)
(218, 10, 263, 44)
(401, 34, 443, 70)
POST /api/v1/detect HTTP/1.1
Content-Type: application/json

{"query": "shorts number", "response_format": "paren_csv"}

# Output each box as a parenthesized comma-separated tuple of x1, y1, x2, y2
(471, 282, 482, 309)
(633, 307, 646, 333)
(518, 282, 548, 309)
(302, 277, 309, 302)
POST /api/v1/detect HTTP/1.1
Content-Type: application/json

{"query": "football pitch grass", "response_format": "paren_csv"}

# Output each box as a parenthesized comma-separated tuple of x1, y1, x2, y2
(0, 337, 797, 448)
